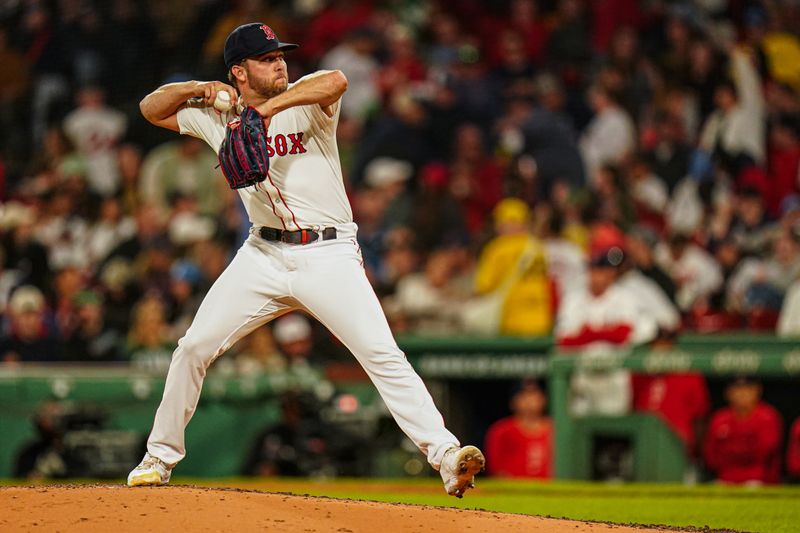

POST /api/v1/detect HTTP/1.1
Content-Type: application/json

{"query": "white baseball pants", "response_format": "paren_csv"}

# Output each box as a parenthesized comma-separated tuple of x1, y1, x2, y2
(146, 223, 459, 469)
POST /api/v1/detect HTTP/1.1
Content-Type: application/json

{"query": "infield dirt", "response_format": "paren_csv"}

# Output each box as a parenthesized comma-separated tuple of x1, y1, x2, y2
(1, 485, 693, 532)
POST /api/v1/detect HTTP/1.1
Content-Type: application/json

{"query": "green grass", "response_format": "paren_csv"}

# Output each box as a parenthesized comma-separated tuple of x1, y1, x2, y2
(4, 477, 800, 532)
(177, 478, 800, 533)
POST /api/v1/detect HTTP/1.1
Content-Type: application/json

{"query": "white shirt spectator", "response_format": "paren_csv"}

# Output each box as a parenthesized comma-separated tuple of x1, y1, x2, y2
(556, 283, 658, 418)
(778, 279, 800, 336)
(699, 49, 766, 164)
(617, 269, 681, 332)
(544, 238, 587, 298)
(656, 242, 724, 311)
(556, 283, 658, 348)
(632, 172, 669, 214)
(320, 42, 379, 122)
(580, 105, 635, 180)
(63, 105, 127, 196)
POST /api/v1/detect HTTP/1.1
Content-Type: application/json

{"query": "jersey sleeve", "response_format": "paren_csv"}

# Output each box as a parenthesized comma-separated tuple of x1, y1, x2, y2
(290, 72, 343, 134)
(176, 101, 231, 153)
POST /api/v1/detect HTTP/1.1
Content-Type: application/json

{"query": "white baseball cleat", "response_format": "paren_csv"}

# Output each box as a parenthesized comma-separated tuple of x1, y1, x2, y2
(439, 445, 486, 498)
(127, 453, 173, 487)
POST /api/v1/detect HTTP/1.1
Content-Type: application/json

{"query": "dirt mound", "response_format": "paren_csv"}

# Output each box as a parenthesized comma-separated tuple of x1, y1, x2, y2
(1, 485, 668, 532)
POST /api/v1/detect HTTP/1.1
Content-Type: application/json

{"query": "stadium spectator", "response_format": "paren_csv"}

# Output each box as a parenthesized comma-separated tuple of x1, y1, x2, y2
(124, 295, 174, 373)
(787, 418, 800, 478)
(728, 227, 800, 321)
(625, 226, 676, 303)
(545, 0, 591, 85)
(556, 245, 657, 416)
(319, 28, 380, 123)
(727, 187, 775, 259)
(485, 379, 553, 479)
(85, 196, 136, 267)
(540, 211, 586, 299)
(482, 0, 549, 67)
(376, 24, 426, 101)
(14, 401, 69, 479)
(0, 285, 59, 362)
(139, 137, 226, 219)
(407, 162, 469, 251)
(632, 368, 710, 452)
(777, 277, 800, 337)
(62, 86, 127, 197)
(389, 249, 466, 335)
(655, 233, 724, 312)
(0, 202, 51, 295)
(273, 313, 318, 369)
(62, 289, 120, 362)
(579, 83, 636, 182)
(363, 157, 413, 232)
(704, 377, 783, 485)
(766, 115, 800, 218)
(517, 72, 585, 195)
(697, 47, 766, 175)
(349, 88, 431, 188)
(471, 198, 554, 336)
(230, 325, 286, 374)
(448, 124, 504, 237)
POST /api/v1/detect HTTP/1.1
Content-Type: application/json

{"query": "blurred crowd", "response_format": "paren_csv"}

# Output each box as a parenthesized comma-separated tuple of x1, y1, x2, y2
(485, 375, 800, 485)
(3, 0, 800, 366)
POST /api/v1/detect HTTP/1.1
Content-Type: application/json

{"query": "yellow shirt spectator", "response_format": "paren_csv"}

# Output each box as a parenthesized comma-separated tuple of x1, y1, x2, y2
(474, 199, 554, 336)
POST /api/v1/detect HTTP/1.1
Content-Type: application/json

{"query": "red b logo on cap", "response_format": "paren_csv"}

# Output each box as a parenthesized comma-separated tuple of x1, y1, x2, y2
(260, 25, 276, 40)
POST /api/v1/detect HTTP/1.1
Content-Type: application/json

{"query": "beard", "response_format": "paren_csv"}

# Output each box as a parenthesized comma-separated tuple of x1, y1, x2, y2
(247, 68, 289, 99)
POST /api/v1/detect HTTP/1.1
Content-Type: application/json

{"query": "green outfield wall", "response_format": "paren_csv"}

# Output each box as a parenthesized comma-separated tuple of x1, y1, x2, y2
(1, 334, 798, 479)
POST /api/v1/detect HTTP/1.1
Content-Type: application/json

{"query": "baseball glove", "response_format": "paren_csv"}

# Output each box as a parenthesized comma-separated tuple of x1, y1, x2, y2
(217, 105, 270, 189)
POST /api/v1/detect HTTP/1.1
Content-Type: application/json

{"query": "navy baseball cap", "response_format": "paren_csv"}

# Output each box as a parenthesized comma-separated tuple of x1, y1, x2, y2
(224, 23, 298, 69)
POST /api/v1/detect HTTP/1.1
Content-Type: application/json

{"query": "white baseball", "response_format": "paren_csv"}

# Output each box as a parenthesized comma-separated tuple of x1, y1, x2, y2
(213, 91, 233, 112)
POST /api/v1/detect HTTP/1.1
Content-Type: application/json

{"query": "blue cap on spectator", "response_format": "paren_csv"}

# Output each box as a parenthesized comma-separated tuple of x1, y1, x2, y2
(224, 23, 298, 69)
(781, 194, 800, 217)
(170, 261, 202, 286)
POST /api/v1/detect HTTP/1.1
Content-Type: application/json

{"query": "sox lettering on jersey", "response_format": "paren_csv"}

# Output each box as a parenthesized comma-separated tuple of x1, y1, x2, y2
(265, 132, 308, 157)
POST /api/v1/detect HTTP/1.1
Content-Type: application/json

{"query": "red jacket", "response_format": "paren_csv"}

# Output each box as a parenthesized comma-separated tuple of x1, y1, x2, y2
(485, 417, 553, 479)
(704, 403, 783, 484)
(632, 373, 710, 450)
(787, 418, 800, 477)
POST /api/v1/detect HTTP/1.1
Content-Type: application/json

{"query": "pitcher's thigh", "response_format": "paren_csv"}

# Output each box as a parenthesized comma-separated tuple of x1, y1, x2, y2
(293, 257, 399, 362)
(179, 244, 293, 362)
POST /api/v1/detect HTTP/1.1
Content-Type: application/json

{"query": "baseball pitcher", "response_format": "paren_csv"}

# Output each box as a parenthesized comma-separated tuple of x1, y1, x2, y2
(126, 23, 484, 498)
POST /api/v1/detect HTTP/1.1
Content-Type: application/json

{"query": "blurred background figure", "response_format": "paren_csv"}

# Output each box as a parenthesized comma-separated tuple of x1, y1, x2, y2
(556, 245, 657, 417)
(273, 313, 317, 369)
(242, 389, 363, 478)
(704, 377, 783, 485)
(0, 285, 59, 363)
(485, 379, 552, 479)
(14, 401, 69, 479)
(62, 86, 127, 197)
(468, 198, 553, 336)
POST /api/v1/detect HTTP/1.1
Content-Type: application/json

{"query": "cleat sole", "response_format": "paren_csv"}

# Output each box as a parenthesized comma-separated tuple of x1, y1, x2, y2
(128, 472, 165, 487)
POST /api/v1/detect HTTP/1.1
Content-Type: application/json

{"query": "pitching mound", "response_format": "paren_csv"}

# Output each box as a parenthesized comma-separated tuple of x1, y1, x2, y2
(1, 485, 673, 532)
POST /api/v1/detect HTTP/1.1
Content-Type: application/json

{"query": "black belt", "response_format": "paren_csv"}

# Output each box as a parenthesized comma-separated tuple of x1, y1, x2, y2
(259, 226, 337, 244)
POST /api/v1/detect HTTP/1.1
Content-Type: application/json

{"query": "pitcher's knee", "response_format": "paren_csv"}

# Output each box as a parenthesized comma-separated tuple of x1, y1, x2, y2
(173, 335, 217, 369)
(361, 344, 410, 371)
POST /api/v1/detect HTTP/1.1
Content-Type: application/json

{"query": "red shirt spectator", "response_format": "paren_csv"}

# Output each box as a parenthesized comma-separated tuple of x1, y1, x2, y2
(299, 0, 374, 61)
(485, 380, 552, 479)
(480, 0, 550, 66)
(787, 418, 800, 478)
(704, 378, 783, 484)
(632, 373, 710, 450)
(766, 117, 800, 218)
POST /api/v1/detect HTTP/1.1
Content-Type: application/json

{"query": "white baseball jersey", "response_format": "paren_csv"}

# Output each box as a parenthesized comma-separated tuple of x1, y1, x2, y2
(176, 75, 353, 230)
